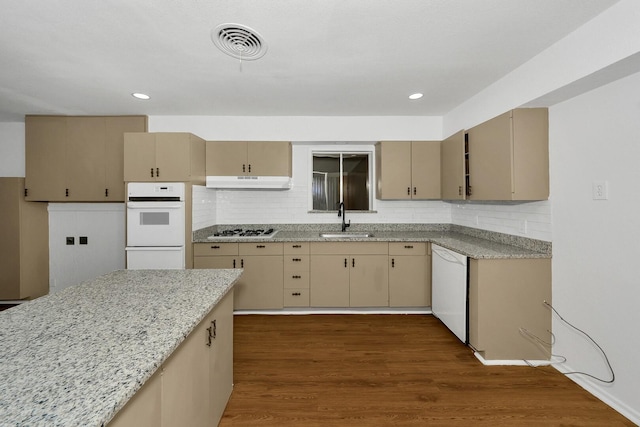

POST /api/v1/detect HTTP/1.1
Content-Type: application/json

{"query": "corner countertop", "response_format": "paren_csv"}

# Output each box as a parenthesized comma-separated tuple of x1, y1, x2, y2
(193, 225, 551, 259)
(0, 269, 241, 427)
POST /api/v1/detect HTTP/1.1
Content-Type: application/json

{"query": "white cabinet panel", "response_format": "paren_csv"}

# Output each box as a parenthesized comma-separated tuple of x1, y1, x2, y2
(48, 203, 125, 293)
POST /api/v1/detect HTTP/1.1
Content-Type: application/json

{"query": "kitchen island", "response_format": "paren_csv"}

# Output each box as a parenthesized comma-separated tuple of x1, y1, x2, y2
(0, 269, 241, 426)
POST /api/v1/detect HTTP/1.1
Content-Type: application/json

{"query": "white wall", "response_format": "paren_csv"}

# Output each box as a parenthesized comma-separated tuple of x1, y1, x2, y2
(548, 71, 640, 423)
(149, 115, 443, 141)
(0, 122, 25, 177)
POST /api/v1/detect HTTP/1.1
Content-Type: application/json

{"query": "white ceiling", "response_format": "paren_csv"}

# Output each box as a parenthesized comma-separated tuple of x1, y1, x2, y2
(0, 0, 620, 122)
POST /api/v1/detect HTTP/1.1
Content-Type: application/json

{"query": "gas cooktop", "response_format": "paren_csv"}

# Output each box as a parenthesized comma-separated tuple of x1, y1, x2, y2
(207, 228, 278, 239)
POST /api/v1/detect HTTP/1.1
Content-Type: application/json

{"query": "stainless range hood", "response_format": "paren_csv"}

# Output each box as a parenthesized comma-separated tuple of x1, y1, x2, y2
(206, 175, 292, 190)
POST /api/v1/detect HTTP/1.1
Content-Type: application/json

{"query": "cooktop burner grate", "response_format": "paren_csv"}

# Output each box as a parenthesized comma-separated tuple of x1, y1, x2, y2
(208, 228, 278, 239)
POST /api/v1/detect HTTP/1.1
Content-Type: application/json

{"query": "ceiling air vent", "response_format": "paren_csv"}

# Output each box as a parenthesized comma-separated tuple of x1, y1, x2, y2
(211, 23, 267, 60)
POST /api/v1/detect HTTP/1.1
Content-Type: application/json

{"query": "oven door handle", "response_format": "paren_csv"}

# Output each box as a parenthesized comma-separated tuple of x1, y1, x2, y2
(127, 202, 184, 209)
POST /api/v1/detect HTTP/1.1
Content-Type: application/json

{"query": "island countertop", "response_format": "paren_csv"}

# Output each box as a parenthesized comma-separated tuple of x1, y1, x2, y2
(0, 269, 241, 427)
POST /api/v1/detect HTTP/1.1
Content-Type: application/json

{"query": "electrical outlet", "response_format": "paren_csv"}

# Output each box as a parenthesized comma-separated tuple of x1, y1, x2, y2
(592, 181, 608, 200)
(519, 220, 528, 234)
(66, 237, 75, 245)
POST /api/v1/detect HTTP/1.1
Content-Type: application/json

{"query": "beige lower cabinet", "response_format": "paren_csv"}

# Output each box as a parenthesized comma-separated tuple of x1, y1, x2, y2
(208, 290, 234, 424)
(109, 290, 233, 427)
(193, 242, 284, 310)
(283, 242, 310, 307)
(237, 244, 284, 310)
(107, 370, 162, 427)
(310, 242, 389, 307)
(388, 242, 431, 307)
(468, 258, 552, 360)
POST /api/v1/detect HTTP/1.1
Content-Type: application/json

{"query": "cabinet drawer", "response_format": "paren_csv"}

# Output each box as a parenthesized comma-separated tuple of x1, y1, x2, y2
(239, 242, 283, 256)
(284, 255, 309, 271)
(284, 289, 310, 307)
(389, 242, 426, 256)
(193, 256, 238, 269)
(193, 243, 239, 256)
(284, 271, 310, 289)
(310, 242, 388, 255)
(284, 242, 310, 254)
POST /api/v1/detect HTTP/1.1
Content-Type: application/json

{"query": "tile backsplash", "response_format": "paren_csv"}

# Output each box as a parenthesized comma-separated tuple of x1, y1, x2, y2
(192, 183, 552, 242)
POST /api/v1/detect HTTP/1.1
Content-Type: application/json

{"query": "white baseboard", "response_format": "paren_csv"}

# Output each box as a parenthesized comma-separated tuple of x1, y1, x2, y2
(473, 352, 550, 366)
(553, 364, 640, 425)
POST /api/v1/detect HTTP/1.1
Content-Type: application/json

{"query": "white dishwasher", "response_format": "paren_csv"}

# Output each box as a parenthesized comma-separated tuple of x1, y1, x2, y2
(431, 244, 468, 343)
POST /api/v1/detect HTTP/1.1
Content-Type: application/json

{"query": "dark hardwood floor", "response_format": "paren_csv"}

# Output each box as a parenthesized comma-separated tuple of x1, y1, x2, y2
(220, 314, 634, 426)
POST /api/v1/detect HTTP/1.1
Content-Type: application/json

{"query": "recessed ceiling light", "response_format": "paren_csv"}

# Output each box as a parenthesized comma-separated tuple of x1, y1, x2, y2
(132, 93, 150, 100)
(409, 93, 423, 100)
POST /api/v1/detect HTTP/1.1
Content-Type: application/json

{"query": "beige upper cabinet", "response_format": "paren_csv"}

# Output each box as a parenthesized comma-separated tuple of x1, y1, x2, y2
(376, 141, 440, 200)
(440, 130, 466, 200)
(124, 132, 205, 183)
(25, 115, 147, 201)
(206, 141, 292, 176)
(467, 108, 549, 201)
(66, 117, 107, 201)
(25, 116, 67, 201)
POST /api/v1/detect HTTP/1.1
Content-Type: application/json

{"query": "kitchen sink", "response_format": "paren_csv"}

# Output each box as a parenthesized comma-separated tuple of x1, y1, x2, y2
(319, 232, 374, 238)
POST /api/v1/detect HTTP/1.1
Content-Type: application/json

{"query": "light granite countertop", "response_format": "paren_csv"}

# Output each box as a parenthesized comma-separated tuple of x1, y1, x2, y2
(0, 269, 241, 427)
(193, 224, 551, 259)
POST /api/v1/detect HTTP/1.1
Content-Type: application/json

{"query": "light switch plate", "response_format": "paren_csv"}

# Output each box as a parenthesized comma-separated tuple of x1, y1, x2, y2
(592, 181, 608, 200)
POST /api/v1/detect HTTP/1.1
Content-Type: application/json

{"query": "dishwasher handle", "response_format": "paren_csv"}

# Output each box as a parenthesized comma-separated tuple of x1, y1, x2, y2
(432, 246, 466, 266)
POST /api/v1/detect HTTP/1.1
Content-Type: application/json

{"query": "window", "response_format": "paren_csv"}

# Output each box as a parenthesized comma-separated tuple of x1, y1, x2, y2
(311, 151, 371, 211)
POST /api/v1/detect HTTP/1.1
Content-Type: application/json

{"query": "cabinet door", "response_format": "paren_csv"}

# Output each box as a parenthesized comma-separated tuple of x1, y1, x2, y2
(124, 133, 156, 181)
(349, 255, 389, 307)
(511, 108, 549, 200)
(66, 117, 106, 201)
(206, 141, 248, 176)
(467, 111, 512, 200)
(161, 312, 211, 427)
(375, 141, 412, 200)
(0, 179, 21, 298)
(25, 116, 67, 201)
(235, 255, 284, 309)
(104, 116, 147, 200)
(108, 370, 162, 427)
(155, 133, 192, 181)
(411, 141, 440, 199)
(247, 141, 292, 176)
(389, 255, 429, 307)
(440, 130, 466, 200)
(209, 291, 234, 426)
(310, 255, 350, 307)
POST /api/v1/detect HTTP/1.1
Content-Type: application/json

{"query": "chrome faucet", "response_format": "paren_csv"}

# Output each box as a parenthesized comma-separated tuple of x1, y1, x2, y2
(338, 202, 351, 232)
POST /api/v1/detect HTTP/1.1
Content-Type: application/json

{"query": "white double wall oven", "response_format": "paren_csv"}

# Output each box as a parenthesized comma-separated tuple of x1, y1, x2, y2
(125, 182, 186, 269)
